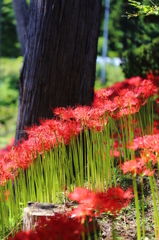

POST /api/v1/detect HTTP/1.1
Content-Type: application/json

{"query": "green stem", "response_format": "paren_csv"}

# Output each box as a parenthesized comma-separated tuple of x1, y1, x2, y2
(141, 177, 145, 239)
(112, 217, 118, 240)
(132, 176, 141, 240)
(149, 176, 159, 239)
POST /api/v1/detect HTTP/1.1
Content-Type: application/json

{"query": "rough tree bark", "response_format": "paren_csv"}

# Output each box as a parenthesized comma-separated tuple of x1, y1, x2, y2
(15, 0, 101, 144)
(12, 0, 29, 55)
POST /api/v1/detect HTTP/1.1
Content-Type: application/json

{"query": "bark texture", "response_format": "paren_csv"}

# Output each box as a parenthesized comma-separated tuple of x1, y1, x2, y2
(12, 0, 29, 55)
(15, 0, 101, 143)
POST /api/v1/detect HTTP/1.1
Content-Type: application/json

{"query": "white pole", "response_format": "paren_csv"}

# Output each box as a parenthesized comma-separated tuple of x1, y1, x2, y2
(101, 0, 110, 85)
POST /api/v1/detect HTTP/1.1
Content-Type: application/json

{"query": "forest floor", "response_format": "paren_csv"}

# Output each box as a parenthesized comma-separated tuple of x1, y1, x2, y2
(96, 173, 158, 240)
(6, 171, 157, 240)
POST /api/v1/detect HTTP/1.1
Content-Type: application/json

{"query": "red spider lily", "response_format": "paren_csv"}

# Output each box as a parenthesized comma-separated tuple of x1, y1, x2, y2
(92, 96, 107, 108)
(93, 96, 119, 115)
(96, 88, 114, 98)
(128, 137, 145, 150)
(36, 215, 85, 240)
(88, 107, 107, 119)
(53, 107, 75, 121)
(121, 158, 154, 177)
(10, 215, 84, 240)
(143, 134, 159, 152)
(85, 119, 107, 132)
(142, 168, 154, 177)
(111, 81, 130, 96)
(0, 78, 158, 185)
(106, 100, 119, 112)
(68, 187, 95, 204)
(68, 187, 133, 217)
(70, 205, 95, 221)
(119, 89, 140, 108)
(129, 134, 159, 153)
(135, 80, 158, 99)
(146, 71, 159, 87)
(57, 121, 82, 144)
(111, 89, 141, 118)
(0, 118, 83, 184)
(110, 150, 120, 158)
(94, 187, 134, 216)
(117, 105, 140, 118)
(69, 106, 91, 123)
(121, 159, 145, 175)
(9, 231, 37, 240)
(139, 150, 157, 165)
(94, 88, 114, 103)
(127, 76, 142, 87)
(9, 214, 85, 240)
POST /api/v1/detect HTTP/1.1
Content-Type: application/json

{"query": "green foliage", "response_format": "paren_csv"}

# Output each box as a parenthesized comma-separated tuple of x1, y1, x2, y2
(1, 0, 159, 61)
(98, 0, 159, 58)
(0, 57, 23, 90)
(1, 0, 21, 57)
(127, 0, 159, 18)
(95, 63, 125, 90)
(121, 37, 159, 78)
(0, 57, 22, 147)
(97, 37, 104, 56)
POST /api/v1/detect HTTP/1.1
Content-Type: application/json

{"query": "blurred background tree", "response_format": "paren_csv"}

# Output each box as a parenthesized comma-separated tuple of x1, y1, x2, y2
(1, 0, 21, 57)
(121, 0, 159, 78)
(1, 0, 159, 147)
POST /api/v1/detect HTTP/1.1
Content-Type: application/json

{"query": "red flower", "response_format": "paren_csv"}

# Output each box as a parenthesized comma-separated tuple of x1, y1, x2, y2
(70, 205, 95, 221)
(140, 150, 157, 165)
(129, 134, 159, 153)
(68, 187, 133, 217)
(142, 168, 154, 177)
(121, 159, 145, 175)
(10, 214, 85, 240)
(110, 150, 120, 158)
(9, 231, 37, 240)
(53, 107, 75, 121)
(128, 137, 145, 150)
(121, 158, 154, 177)
(68, 187, 95, 204)
(93, 187, 134, 216)
(135, 80, 158, 99)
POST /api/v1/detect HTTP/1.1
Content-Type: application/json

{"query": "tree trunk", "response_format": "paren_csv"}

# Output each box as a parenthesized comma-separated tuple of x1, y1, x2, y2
(15, 0, 101, 143)
(12, 0, 29, 55)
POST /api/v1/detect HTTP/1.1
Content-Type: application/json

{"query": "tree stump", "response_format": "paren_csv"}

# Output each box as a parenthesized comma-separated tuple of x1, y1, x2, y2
(23, 201, 72, 231)
(23, 201, 100, 238)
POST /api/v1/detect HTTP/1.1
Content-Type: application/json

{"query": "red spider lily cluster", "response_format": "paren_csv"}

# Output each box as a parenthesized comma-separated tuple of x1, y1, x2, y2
(9, 214, 85, 240)
(9, 187, 134, 240)
(0, 78, 158, 185)
(1, 75, 159, 239)
(121, 133, 159, 177)
(68, 187, 134, 218)
(121, 158, 154, 177)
